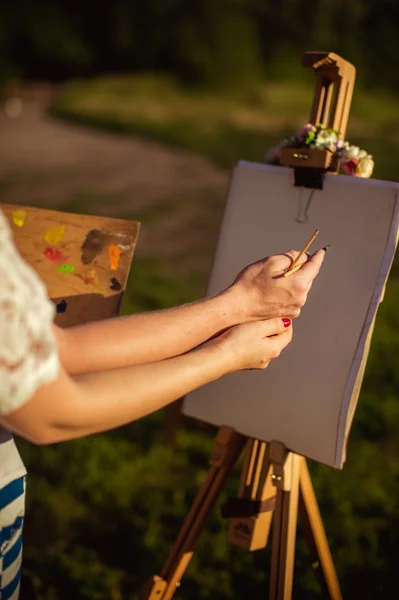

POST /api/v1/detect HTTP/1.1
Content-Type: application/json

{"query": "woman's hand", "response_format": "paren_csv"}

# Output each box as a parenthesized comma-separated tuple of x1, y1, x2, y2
(3, 320, 291, 444)
(211, 317, 293, 372)
(226, 249, 325, 321)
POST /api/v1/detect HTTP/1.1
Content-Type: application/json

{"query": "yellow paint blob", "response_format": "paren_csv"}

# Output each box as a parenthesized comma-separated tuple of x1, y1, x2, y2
(86, 269, 99, 285)
(12, 210, 27, 227)
(44, 225, 65, 245)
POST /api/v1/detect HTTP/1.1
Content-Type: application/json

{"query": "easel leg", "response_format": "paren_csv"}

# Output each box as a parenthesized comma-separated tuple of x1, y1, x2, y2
(298, 459, 343, 600)
(141, 427, 246, 600)
(142, 437, 342, 600)
(227, 439, 275, 551)
(269, 453, 301, 600)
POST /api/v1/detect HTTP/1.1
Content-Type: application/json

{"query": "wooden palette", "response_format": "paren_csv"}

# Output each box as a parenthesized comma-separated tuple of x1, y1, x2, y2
(0, 203, 140, 327)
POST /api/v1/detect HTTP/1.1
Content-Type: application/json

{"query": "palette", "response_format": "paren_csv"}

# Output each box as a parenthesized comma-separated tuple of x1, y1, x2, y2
(0, 203, 140, 327)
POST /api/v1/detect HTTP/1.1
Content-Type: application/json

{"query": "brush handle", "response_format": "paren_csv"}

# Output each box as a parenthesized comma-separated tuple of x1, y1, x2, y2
(283, 263, 303, 278)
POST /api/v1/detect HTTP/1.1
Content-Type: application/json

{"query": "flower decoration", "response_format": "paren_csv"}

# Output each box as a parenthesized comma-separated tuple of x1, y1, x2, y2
(265, 124, 374, 178)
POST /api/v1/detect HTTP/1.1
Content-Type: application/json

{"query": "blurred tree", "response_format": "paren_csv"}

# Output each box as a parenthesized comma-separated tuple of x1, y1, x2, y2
(0, 1, 91, 81)
(1, 0, 399, 90)
(171, 0, 262, 89)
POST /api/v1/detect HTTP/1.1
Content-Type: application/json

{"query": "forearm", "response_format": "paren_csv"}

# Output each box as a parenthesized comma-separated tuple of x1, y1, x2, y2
(70, 344, 230, 435)
(57, 287, 242, 374)
(3, 343, 232, 444)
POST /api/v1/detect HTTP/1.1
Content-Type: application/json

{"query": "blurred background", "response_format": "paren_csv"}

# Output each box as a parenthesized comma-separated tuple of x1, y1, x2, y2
(1, 1, 399, 598)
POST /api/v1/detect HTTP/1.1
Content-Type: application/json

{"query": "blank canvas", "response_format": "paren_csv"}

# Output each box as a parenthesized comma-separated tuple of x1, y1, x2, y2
(183, 162, 399, 468)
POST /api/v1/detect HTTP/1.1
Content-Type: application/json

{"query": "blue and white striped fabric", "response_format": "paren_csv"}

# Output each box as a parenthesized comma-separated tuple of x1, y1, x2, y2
(0, 478, 25, 600)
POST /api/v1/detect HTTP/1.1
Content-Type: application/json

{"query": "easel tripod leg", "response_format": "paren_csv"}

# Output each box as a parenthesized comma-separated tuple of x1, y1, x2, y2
(141, 427, 246, 600)
(298, 459, 343, 600)
(227, 439, 275, 551)
(269, 454, 301, 600)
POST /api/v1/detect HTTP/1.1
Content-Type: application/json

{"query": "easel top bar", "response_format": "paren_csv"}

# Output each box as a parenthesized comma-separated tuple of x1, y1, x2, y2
(302, 51, 356, 79)
(302, 51, 356, 144)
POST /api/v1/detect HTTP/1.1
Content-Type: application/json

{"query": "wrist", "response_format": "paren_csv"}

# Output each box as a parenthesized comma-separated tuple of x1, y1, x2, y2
(194, 338, 237, 379)
(213, 285, 248, 328)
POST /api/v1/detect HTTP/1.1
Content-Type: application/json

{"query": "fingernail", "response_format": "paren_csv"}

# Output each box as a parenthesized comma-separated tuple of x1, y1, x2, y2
(282, 318, 291, 328)
(322, 245, 331, 251)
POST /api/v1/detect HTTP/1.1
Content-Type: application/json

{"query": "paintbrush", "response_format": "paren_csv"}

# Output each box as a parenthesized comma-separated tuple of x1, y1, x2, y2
(283, 229, 319, 277)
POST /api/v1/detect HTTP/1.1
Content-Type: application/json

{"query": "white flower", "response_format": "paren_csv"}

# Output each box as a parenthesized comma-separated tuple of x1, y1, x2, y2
(356, 156, 374, 178)
(264, 128, 375, 176)
(314, 129, 337, 152)
(345, 145, 360, 160)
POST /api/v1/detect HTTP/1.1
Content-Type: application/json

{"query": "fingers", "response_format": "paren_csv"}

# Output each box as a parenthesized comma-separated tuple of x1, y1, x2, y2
(273, 250, 309, 272)
(255, 317, 292, 338)
(267, 326, 293, 357)
(285, 249, 309, 264)
(295, 248, 326, 282)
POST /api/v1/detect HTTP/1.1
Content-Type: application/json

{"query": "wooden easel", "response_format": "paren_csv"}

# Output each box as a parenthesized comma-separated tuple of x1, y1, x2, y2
(142, 428, 342, 600)
(303, 51, 355, 140)
(142, 52, 355, 599)
(281, 51, 356, 174)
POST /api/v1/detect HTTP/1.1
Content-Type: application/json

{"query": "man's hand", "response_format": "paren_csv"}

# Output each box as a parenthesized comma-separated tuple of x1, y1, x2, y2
(227, 249, 325, 322)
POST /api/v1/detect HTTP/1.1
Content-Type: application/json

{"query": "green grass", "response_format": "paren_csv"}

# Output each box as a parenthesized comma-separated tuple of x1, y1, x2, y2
(52, 73, 399, 180)
(120, 258, 207, 315)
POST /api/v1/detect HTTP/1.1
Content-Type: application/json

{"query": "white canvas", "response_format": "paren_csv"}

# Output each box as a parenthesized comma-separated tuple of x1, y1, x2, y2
(183, 162, 399, 468)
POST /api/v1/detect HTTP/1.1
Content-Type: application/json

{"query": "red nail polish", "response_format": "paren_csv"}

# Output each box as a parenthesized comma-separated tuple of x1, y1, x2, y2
(282, 318, 291, 328)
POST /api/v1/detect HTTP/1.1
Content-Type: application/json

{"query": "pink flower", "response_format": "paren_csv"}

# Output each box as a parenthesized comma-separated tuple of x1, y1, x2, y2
(341, 159, 358, 175)
(298, 123, 316, 143)
(264, 146, 280, 164)
(264, 139, 288, 164)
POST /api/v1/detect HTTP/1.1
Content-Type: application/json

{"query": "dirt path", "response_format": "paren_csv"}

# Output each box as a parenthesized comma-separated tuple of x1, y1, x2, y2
(0, 103, 228, 275)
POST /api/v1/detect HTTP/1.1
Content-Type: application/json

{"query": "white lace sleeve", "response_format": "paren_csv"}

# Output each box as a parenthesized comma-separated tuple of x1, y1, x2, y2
(0, 210, 59, 415)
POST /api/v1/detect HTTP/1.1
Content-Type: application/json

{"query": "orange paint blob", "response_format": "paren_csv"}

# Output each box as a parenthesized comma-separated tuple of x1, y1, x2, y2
(108, 244, 121, 270)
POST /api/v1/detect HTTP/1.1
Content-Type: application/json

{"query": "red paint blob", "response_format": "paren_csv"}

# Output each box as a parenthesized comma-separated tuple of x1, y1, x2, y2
(44, 246, 65, 263)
